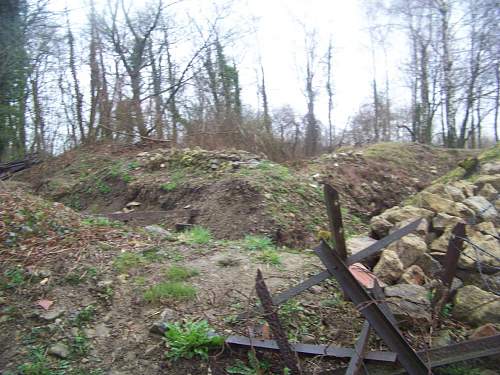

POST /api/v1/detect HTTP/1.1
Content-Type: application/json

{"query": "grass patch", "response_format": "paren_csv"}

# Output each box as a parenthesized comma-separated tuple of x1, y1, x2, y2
(1, 267, 26, 289)
(82, 216, 122, 227)
(160, 171, 185, 192)
(256, 248, 282, 266)
(73, 305, 96, 326)
(144, 281, 196, 302)
(181, 226, 212, 244)
(227, 351, 270, 374)
(242, 235, 273, 251)
(164, 320, 224, 360)
(165, 265, 199, 281)
(113, 252, 144, 273)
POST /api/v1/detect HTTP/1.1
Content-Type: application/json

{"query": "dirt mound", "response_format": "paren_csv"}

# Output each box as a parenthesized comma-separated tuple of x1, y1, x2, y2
(15, 142, 477, 247)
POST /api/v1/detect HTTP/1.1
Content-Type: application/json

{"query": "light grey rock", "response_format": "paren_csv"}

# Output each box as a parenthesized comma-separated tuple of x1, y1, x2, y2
(414, 253, 443, 277)
(373, 250, 404, 285)
(453, 285, 500, 326)
(482, 162, 500, 175)
(346, 236, 377, 257)
(144, 225, 172, 238)
(386, 234, 427, 268)
(48, 343, 70, 359)
(418, 192, 475, 219)
(474, 174, 500, 191)
(384, 284, 429, 305)
(36, 308, 65, 321)
(432, 213, 464, 232)
(478, 183, 498, 202)
(463, 196, 498, 221)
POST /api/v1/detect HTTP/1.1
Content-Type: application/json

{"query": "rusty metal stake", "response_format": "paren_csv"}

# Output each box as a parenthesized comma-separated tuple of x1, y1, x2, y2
(345, 320, 371, 375)
(441, 222, 466, 288)
(324, 184, 347, 260)
(315, 241, 431, 375)
(255, 269, 301, 375)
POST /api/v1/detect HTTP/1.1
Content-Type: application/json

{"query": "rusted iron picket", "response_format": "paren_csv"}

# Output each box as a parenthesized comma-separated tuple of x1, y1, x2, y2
(441, 222, 466, 288)
(255, 269, 301, 374)
(345, 320, 371, 375)
(324, 184, 347, 260)
(315, 241, 431, 375)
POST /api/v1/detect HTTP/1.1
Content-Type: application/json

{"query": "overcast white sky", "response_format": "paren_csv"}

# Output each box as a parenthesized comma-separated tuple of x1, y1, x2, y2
(50, 0, 407, 133)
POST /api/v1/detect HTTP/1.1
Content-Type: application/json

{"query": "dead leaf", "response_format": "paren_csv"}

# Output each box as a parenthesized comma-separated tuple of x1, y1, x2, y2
(36, 299, 54, 310)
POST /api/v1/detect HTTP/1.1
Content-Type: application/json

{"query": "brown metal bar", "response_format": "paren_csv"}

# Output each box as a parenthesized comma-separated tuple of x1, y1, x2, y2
(441, 222, 466, 288)
(223, 335, 397, 362)
(255, 269, 301, 374)
(345, 320, 371, 375)
(324, 184, 347, 260)
(315, 241, 431, 375)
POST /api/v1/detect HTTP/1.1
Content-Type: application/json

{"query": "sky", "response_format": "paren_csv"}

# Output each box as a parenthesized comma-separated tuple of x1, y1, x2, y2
(49, 0, 407, 134)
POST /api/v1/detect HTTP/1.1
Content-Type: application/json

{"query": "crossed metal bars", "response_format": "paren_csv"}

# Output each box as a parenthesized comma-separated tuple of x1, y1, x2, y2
(230, 183, 499, 375)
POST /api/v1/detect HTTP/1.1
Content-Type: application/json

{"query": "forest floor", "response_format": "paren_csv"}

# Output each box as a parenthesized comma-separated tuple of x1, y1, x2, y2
(0, 142, 489, 375)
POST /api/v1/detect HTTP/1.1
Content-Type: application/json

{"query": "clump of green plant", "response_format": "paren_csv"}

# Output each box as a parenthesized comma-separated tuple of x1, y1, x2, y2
(227, 351, 270, 374)
(82, 216, 122, 227)
(113, 252, 144, 273)
(16, 346, 52, 375)
(73, 305, 96, 326)
(144, 281, 196, 302)
(181, 226, 212, 244)
(72, 330, 91, 356)
(1, 267, 26, 289)
(256, 248, 282, 266)
(163, 320, 224, 360)
(95, 179, 112, 194)
(165, 265, 199, 281)
(160, 171, 185, 192)
(243, 235, 273, 251)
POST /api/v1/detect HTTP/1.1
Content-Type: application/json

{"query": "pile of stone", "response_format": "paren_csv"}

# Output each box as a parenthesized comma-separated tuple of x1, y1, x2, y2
(135, 147, 263, 172)
(349, 160, 500, 329)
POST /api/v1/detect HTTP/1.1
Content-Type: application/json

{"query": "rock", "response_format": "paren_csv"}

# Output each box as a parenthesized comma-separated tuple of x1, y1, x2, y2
(478, 183, 498, 202)
(309, 285, 324, 294)
(429, 230, 453, 253)
(482, 162, 500, 175)
(474, 174, 500, 191)
(427, 184, 465, 202)
(302, 334, 316, 344)
(48, 343, 70, 359)
(463, 196, 498, 221)
(373, 250, 404, 284)
(432, 213, 464, 233)
(417, 192, 475, 219)
(450, 277, 464, 293)
(414, 253, 443, 277)
(384, 284, 429, 305)
(144, 225, 172, 238)
(453, 285, 500, 326)
(96, 279, 113, 292)
(469, 323, 498, 340)
(36, 308, 65, 321)
(384, 284, 431, 325)
(370, 216, 393, 238)
(390, 218, 429, 238)
(451, 180, 476, 198)
(386, 234, 427, 268)
(126, 201, 141, 207)
(400, 265, 426, 286)
(474, 221, 498, 237)
(433, 329, 453, 347)
(459, 230, 500, 270)
(150, 308, 178, 336)
(85, 323, 110, 338)
(346, 236, 377, 257)
(382, 205, 434, 223)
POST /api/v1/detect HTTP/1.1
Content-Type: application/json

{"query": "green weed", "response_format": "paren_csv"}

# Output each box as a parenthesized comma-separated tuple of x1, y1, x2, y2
(243, 235, 273, 251)
(144, 281, 196, 302)
(2, 267, 25, 289)
(113, 252, 144, 273)
(435, 364, 482, 375)
(82, 216, 122, 227)
(160, 171, 185, 192)
(71, 330, 90, 356)
(73, 305, 96, 326)
(163, 320, 224, 360)
(256, 249, 282, 266)
(181, 226, 212, 245)
(165, 266, 199, 281)
(17, 346, 53, 375)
